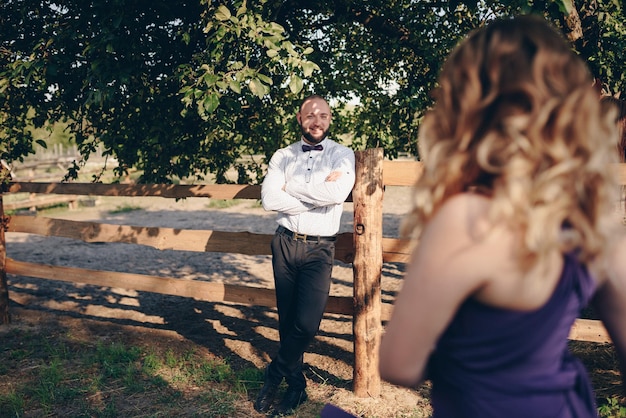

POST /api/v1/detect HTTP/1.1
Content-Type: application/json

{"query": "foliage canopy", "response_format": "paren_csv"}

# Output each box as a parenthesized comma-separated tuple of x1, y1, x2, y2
(1, 0, 625, 183)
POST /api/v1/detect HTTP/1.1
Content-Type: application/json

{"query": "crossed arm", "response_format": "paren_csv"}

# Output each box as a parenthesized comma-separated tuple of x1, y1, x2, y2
(261, 149, 355, 214)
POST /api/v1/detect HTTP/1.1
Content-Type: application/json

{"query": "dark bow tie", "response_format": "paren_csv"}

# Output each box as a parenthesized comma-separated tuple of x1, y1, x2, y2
(302, 144, 323, 152)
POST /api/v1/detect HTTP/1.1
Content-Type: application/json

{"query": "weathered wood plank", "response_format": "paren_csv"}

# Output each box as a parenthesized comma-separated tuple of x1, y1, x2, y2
(6, 182, 262, 200)
(383, 160, 422, 186)
(3, 195, 78, 211)
(6, 215, 357, 263)
(8, 215, 273, 255)
(382, 161, 626, 187)
(382, 237, 413, 263)
(4, 258, 356, 316)
(568, 318, 611, 344)
(5, 257, 602, 341)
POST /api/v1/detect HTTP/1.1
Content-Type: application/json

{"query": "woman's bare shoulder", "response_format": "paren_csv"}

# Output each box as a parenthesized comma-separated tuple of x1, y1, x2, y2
(431, 192, 494, 239)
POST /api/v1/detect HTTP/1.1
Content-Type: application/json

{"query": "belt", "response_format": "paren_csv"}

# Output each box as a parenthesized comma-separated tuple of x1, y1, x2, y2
(276, 225, 337, 242)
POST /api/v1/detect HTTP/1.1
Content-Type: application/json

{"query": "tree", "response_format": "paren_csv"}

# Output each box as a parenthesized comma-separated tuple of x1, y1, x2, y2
(1, 0, 625, 184)
(1, 0, 316, 183)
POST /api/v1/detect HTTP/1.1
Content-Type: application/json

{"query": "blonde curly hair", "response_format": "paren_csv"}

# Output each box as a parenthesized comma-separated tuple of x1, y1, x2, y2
(403, 14, 619, 269)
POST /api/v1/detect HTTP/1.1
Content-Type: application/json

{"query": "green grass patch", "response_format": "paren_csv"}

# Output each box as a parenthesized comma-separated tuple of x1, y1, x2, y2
(599, 396, 626, 417)
(0, 390, 26, 417)
(206, 199, 241, 209)
(0, 326, 262, 417)
(108, 204, 143, 214)
(248, 199, 263, 209)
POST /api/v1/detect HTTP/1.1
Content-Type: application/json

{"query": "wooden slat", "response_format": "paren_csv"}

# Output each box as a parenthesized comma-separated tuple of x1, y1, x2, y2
(3, 195, 78, 211)
(382, 162, 626, 187)
(7, 163, 626, 198)
(382, 237, 413, 263)
(5, 181, 356, 202)
(7, 216, 357, 263)
(383, 160, 422, 186)
(568, 318, 611, 343)
(8, 215, 271, 255)
(7, 215, 411, 263)
(6, 258, 275, 307)
(6, 182, 262, 200)
(5, 258, 356, 316)
(5, 258, 602, 338)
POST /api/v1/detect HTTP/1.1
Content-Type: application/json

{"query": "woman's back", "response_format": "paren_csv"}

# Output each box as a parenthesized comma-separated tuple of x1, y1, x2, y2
(429, 251, 598, 417)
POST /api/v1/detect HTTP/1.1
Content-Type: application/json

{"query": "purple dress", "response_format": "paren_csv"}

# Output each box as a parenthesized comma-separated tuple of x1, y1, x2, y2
(428, 251, 599, 418)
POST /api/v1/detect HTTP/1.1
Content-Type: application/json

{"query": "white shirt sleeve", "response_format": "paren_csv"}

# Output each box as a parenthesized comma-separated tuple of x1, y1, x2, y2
(261, 148, 312, 215)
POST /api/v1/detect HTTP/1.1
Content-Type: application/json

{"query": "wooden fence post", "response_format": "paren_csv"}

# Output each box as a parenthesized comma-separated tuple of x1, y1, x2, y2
(352, 148, 383, 397)
(0, 192, 10, 324)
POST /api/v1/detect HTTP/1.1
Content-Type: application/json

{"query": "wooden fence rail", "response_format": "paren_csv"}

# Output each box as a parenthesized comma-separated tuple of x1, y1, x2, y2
(0, 151, 622, 398)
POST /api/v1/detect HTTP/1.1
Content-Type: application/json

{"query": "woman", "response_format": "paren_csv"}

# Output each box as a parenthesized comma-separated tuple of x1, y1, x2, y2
(379, 15, 626, 418)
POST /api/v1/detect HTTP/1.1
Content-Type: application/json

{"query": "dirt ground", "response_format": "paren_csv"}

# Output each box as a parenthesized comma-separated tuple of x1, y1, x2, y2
(3, 186, 434, 417)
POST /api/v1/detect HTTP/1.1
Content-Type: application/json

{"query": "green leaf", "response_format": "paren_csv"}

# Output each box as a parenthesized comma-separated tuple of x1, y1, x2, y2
(288, 75, 303, 94)
(283, 41, 298, 57)
(269, 22, 285, 34)
(554, 0, 574, 14)
(229, 79, 241, 94)
(35, 139, 48, 148)
(203, 73, 219, 87)
(236, 3, 247, 17)
(215, 5, 232, 21)
(302, 61, 319, 77)
(248, 78, 262, 98)
(257, 73, 273, 85)
(249, 78, 268, 98)
(230, 61, 244, 70)
(204, 93, 220, 114)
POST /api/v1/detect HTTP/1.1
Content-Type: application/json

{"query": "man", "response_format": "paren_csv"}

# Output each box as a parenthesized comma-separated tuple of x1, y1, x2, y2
(256, 95, 356, 415)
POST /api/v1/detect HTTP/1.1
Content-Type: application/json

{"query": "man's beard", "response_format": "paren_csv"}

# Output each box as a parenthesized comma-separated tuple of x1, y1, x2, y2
(300, 125, 329, 144)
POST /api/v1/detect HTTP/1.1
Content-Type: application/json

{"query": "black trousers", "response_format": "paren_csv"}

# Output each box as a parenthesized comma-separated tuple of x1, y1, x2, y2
(265, 228, 335, 391)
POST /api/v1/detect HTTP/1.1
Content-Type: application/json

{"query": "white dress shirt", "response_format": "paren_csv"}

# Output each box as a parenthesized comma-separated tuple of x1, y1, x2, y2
(261, 138, 356, 236)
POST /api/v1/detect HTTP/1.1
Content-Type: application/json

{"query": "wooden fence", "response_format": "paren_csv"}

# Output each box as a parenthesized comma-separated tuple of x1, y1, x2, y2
(0, 149, 622, 398)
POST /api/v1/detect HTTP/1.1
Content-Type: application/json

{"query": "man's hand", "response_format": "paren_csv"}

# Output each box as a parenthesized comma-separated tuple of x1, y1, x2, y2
(325, 171, 342, 182)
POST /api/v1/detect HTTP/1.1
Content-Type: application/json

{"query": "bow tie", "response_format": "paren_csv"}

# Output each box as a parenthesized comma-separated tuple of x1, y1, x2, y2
(302, 144, 323, 152)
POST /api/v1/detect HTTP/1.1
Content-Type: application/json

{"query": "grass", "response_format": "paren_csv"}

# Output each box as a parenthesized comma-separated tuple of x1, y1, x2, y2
(1, 323, 622, 418)
(599, 396, 626, 417)
(205, 199, 242, 209)
(570, 340, 626, 417)
(0, 326, 264, 418)
(205, 199, 263, 210)
(108, 204, 143, 214)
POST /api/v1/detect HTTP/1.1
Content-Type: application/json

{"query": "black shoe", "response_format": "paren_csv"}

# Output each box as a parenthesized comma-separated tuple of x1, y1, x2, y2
(254, 382, 278, 413)
(273, 388, 308, 416)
